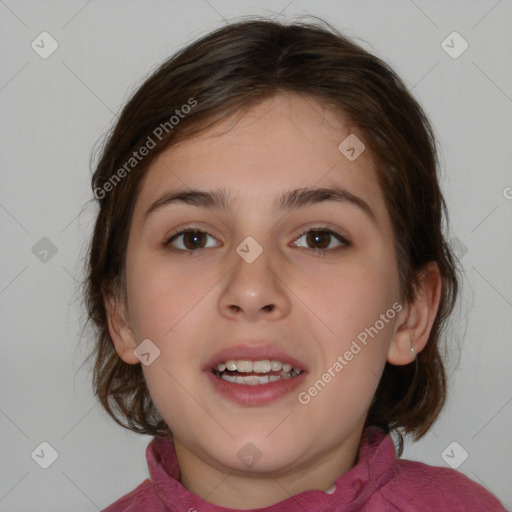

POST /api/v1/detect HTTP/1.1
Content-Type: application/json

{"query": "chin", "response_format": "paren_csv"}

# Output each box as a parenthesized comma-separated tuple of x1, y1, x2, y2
(201, 433, 309, 475)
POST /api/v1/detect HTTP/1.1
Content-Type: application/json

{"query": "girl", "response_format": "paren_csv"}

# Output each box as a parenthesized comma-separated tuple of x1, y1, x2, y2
(83, 17, 507, 511)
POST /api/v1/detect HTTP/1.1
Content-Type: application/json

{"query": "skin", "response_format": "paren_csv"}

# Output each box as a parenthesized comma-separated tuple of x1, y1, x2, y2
(105, 93, 441, 509)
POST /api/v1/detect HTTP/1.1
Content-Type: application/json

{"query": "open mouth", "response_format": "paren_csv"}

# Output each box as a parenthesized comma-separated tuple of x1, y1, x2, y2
(211, 359, 303, 385)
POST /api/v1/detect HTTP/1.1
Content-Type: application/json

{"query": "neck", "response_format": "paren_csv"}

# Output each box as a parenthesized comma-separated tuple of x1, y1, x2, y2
(174, 425, 364, 509)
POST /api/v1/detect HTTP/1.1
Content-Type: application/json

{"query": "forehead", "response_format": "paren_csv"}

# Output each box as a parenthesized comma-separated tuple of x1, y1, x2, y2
(133, 93, 390, 228)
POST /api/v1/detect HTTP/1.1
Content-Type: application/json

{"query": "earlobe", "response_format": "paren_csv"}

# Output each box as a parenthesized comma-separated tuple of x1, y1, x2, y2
(387, 328, 417, 365)
(104, 292, 140, 365)
(387, 262, 442, 365)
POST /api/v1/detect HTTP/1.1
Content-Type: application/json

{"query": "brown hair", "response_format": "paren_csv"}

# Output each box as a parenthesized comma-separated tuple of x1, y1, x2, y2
(81, 16, 461, 455)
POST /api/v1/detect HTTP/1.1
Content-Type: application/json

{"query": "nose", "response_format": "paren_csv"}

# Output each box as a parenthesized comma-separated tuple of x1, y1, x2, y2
(218, 243, 291, 322)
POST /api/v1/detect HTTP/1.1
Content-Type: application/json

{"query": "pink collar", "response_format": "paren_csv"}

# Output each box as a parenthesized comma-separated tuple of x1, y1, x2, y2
(146, 426, 398, 511)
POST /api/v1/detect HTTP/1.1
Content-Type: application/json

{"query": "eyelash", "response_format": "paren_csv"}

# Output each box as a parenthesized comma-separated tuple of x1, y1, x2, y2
(163, 225, 350, 255)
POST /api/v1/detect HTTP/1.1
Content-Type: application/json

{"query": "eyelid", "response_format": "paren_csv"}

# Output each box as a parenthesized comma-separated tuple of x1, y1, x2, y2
(164, 222, 221, 243)
(164, 226, 220, 250)
(293, 224, 350, 243)
(291, 226, 350, 253)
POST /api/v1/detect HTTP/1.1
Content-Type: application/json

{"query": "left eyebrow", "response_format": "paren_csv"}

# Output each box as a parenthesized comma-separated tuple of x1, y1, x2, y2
(143, 185, 378, 226)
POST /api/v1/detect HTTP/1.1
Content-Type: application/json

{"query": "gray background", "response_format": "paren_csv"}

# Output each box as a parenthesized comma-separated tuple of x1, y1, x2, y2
(1, 0, 511, 510)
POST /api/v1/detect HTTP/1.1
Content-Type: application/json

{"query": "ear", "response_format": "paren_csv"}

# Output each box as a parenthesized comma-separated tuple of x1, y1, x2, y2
(104, 291, 139, 365)
(387, 262, 442, 365)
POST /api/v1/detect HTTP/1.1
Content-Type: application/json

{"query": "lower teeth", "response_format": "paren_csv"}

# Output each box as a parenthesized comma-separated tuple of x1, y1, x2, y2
(217, 369, 302, 385)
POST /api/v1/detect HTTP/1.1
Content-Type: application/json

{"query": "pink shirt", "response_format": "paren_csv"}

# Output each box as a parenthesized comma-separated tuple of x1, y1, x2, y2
(103, 426, 507, 511)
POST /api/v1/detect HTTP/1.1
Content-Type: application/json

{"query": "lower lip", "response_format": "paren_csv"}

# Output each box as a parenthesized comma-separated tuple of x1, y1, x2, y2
(204, 370, 307, 406)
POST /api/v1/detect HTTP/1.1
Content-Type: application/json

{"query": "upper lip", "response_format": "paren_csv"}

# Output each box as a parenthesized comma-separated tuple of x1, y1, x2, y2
(203, 341, 308, 371)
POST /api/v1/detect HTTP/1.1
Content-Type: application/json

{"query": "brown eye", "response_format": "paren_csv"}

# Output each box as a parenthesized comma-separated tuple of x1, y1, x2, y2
(294, 229, 348, 251)
(166, 229, 219, 251)
(182, 231, 207, 250)
(306, 230, 330, 249)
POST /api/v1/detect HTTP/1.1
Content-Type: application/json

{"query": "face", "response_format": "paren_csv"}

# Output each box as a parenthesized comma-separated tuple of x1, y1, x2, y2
(112, 93, 406, 478)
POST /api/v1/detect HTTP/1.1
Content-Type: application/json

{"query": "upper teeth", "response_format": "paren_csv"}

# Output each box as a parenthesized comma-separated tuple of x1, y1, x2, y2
(217, 360, 298, 373)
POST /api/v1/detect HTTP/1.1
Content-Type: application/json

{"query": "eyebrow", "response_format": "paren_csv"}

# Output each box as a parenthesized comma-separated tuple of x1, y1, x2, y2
(143, 185, 377, 225)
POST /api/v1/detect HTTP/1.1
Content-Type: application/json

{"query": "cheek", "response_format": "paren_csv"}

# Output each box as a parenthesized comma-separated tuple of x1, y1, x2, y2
(299, 256, 398, 339)
(125, 252, 216, 374)
(128, 257, 213, 432)
(125, 250, 203, 339)
(126, 273, 178, 340)
(297, 268, 394, 425)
